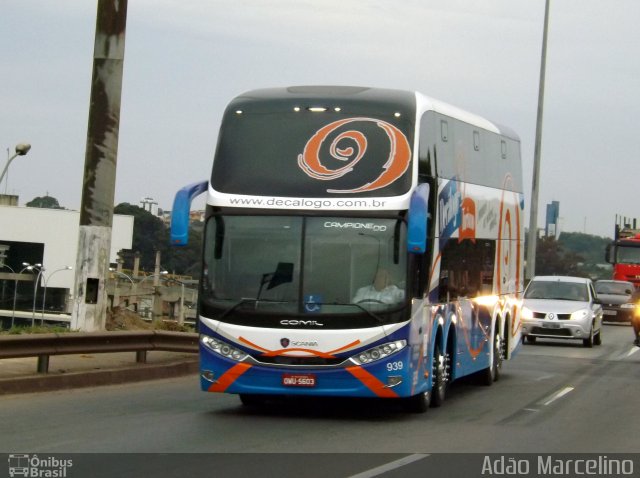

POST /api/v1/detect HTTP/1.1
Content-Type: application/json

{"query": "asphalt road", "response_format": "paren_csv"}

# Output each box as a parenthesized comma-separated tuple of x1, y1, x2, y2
(2, 323, 639, 476)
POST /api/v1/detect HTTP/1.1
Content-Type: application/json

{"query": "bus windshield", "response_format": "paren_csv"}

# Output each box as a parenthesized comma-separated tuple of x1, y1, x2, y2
(201, 215, 408, 327)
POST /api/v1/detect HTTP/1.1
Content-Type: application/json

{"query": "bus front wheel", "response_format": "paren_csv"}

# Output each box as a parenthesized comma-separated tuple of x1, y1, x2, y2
(239, 394, 266, 407)
(404, 391, 431, 413)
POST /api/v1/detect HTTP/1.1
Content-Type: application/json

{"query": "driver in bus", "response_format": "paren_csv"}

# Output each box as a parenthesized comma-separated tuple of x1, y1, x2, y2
(353, 269, 404, 305)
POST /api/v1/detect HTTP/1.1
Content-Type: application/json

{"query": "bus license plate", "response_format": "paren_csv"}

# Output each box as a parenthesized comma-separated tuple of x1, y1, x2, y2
(282, 373, 316, 387)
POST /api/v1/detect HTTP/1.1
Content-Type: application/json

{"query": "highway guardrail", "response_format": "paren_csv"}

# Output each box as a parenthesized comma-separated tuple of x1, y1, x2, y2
(0, 330, 198, 373)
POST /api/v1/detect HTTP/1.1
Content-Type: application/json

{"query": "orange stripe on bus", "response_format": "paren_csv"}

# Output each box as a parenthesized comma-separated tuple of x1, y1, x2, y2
(261, 348, 336, 358)
(207, 363, 252, 393)
(327, 340, 361, 355)
(239, 336, 271, 353)
(345, 366, 399, 398)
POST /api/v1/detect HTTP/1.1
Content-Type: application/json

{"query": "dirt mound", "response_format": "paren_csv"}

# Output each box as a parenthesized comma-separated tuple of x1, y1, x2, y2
(106, 308, 153, 331)
(106, 307, 193, 332)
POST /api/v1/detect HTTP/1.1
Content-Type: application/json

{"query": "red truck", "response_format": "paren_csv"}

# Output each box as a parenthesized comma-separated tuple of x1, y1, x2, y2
(605, 221, 640, 289)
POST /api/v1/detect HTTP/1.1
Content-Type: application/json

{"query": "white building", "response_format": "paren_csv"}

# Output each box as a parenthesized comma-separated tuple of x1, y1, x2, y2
(0, 205, 133, 316)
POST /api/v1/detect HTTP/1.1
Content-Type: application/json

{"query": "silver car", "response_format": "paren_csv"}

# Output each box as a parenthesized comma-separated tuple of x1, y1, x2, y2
(522, 276, 603, 347)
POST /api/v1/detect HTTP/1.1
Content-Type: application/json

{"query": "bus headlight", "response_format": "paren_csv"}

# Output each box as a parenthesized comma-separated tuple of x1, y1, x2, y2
(349, 340, 406, 365)
(201, 335, 249, 362)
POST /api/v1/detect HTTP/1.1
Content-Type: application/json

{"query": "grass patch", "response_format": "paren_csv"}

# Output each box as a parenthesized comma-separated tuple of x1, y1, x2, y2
(2, 324, 72, 335)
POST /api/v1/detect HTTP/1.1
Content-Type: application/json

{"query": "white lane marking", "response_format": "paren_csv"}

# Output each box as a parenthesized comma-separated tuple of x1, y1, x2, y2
(625, 347, 639, 358)
(347, 454, 430, 478)
(539, 386, 574, 406)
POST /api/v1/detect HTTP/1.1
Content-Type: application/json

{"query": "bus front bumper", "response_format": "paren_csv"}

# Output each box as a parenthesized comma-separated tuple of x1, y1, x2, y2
(199, 348, 424, 399)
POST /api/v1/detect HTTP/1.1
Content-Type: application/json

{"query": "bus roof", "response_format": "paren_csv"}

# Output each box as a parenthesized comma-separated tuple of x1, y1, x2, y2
(415, 92, 520, 141)
(232, 85, 520, 142)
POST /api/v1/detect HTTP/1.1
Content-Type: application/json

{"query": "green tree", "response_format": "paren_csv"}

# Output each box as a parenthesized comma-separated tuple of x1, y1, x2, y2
(558, 232, 613, 280)
(114, 203, 202, 278)
(529, 232, 613, 280)
(26, 195, 63, 209)
(535, 236, 584, 277)
(558, 232, 611, 265)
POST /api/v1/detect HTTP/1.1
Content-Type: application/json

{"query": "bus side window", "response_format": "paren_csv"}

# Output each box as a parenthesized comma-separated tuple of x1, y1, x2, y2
(438, 239, 495, 302)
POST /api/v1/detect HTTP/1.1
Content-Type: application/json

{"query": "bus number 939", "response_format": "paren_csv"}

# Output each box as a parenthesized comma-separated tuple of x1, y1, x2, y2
(386, 361, 404, 372)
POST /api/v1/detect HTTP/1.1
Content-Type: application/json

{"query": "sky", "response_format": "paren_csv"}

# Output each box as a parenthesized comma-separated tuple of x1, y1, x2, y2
(2, 0, 639, 239)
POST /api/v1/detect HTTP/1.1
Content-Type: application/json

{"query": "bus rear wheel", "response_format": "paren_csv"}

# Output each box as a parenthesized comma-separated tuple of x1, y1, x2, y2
(430, 342, 450, 407)
(480, 328, 502, 386)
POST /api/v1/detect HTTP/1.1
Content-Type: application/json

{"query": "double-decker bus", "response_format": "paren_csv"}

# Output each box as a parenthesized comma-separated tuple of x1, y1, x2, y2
(171, 86, 524, 412)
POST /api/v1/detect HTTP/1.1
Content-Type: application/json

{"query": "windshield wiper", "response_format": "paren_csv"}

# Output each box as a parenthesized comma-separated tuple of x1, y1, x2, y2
(322, 302, 388, 324)
(217, 298, 290, 320)
(351, 303, 387, 324)
(216, 298, 255, 321)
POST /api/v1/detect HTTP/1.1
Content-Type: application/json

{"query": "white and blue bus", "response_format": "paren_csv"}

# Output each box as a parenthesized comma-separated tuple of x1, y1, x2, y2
(171, 86, 524, 412)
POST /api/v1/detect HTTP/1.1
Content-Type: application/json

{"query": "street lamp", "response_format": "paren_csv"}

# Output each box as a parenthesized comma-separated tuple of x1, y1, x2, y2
(26, 263, 45, 327)
(1, 143, 32, 193)
(160, 276, 189, 325)
(109, 268, 134, 309)
(526, 0, 551, 280)
(138, 270, 168, 288)
(0, 264, 15, 321)
(109, 269, 134, 285)
(41, 266, 73, 324)
(12, 264, 38, 328)
(138, 271, 168, 320)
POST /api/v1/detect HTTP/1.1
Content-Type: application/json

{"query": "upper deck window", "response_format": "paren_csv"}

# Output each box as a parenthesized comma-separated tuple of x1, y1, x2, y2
(212, 106, 415, 199)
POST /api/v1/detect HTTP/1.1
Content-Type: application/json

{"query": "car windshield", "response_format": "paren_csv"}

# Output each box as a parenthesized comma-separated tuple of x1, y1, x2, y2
(524, 280, 589, 301)
(595, 282, 633, 296)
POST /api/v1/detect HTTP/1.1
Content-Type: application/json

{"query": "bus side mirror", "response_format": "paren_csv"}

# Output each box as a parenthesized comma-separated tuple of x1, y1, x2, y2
(407, 183, 430, 254)
(170, 180, 208, 246)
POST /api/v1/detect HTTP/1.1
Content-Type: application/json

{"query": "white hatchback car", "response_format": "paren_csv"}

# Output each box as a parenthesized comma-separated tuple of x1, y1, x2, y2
(522, 276, 603, 347)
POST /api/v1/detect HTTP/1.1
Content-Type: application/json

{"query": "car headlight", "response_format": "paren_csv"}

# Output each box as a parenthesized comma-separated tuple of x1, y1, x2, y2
(570, 309, 590, 321)
(201, 335, 249, 362)
(350, 340, 406, 365)
(521, 306, 534, 320)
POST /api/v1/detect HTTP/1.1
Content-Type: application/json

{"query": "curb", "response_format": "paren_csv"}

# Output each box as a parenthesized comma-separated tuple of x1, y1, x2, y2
(0, 358, 199, 396)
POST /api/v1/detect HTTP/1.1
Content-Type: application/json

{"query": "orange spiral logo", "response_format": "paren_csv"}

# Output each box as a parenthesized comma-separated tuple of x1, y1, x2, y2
(297, 117, 411, 193)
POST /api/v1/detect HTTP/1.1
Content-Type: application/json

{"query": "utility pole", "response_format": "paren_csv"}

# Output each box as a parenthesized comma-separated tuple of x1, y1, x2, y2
(525, 0, 550, 281)
(71, 0, 128, 331)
